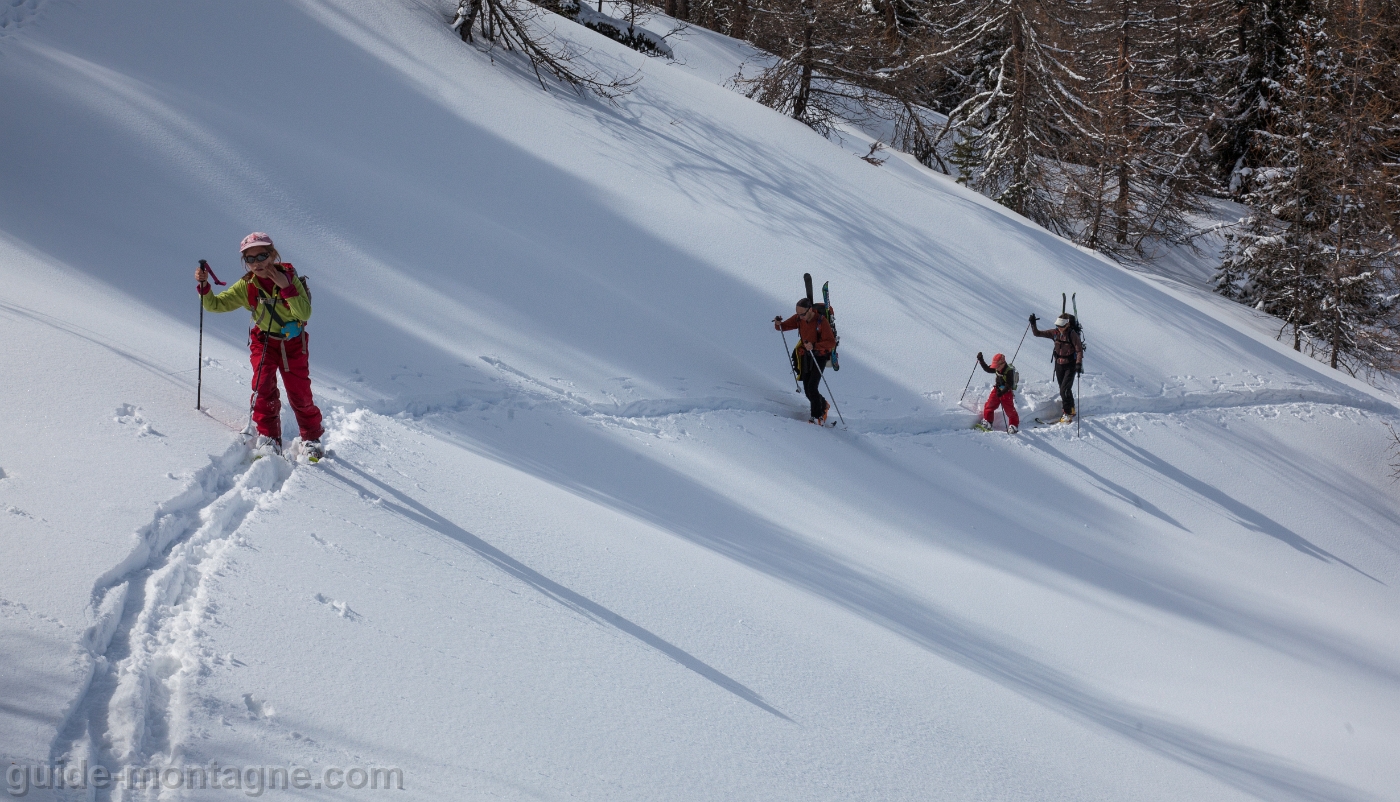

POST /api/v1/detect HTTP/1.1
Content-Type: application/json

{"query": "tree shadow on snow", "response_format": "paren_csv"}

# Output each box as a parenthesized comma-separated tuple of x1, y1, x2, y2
(314, 457, 792, 722)
(1090, 426, 1382, 583)
(425, 410, 1374, 802)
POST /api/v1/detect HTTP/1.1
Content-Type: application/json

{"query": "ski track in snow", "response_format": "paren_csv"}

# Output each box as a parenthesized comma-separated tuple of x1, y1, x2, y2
(51, 441, 296, 802)
(359, 356, 1398, 436)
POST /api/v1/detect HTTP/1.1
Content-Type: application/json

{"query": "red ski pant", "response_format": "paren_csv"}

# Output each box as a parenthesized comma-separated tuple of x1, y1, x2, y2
(982, 388, 1019, 427)
(249, 329, 323, 443)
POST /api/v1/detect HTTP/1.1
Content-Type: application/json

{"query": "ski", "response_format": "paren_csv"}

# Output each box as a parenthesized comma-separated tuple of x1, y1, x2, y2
(804, 272, 814, 305)
(822, 280, 840, 370)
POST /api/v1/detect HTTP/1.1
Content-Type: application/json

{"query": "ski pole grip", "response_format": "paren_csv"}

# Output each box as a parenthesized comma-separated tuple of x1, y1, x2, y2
(198, 259, 227, 286)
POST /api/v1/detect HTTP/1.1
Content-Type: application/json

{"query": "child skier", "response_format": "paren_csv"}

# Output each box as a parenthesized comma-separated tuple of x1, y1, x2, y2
(974, 352, 1019, 433)
(1030, 313, 1083, 423)
(774, 298, 837, 424)
(195, 232, 324, 460)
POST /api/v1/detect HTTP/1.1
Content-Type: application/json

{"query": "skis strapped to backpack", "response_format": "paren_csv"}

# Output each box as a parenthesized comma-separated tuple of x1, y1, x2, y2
(1060, 292, 1085, 346)
(822, 281, 840, 370)
(802, 273, 841, 371)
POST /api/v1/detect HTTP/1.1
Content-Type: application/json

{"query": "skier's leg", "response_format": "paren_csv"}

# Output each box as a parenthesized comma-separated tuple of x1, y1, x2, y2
(815, 353, 831, 418)
(249, 335, 282, 439)
(1001, 392, 1020, 428)
(1056, 364, 1075, 415)
(981, 389, 999, 424)
(279, 335, 324, 442)
(802, 352, 826, 418)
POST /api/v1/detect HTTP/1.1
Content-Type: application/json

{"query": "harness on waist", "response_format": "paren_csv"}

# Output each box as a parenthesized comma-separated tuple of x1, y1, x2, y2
(249, 275, 308, 338)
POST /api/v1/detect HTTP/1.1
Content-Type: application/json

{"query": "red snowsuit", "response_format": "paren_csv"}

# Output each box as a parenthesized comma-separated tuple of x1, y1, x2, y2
(248, 329, 322, 442)
(982, 388, 1019, 428)
(978, 355, 1019, 428)
(200, 264, 323, 443)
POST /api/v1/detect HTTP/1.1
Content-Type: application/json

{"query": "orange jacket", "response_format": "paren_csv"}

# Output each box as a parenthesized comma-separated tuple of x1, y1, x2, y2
(779, 311, 836, 355)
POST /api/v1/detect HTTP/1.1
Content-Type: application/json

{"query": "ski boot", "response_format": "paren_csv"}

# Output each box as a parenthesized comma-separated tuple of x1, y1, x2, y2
(251, 434, 282, 459)
(1007, 424, 1019, 434)
(973, 419, 993, 432)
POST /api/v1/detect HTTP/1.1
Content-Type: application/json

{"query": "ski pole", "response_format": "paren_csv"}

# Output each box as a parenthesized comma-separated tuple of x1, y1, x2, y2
(776, 321, 800, 392)
(248, 334, 270, 437)
(808, 351, 845, 427)
(196, 259, 210, 410)
(958, 358, 978, 404)
(195, 259, 226, 410)
(197, 296, 205, 410)
(1076, 369, 1081, 438)
(1009, 321, 1031, 365)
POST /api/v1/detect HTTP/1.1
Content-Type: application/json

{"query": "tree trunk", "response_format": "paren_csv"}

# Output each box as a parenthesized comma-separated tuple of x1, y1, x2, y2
(731, 0, 749, 39)
(1113, 1, 1131, 244)
(881, 0, 899, 49)
(1007, 4, 1028, 215)
(793, 1, 814, 121)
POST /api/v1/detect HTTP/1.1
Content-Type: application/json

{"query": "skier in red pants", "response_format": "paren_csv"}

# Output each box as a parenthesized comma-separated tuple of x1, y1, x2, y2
(974, 352, 1019, 433)
(195, 232, 324, 460)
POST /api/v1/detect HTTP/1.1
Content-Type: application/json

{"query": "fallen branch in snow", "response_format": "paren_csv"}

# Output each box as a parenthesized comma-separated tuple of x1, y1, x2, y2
(452, 0, 639, 99)
(859, 141, 888, 166)
(571, 0, 674, 58)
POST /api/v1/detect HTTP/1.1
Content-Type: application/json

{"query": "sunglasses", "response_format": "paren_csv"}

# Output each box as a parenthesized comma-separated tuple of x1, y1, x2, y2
(242, 252, 273, 264)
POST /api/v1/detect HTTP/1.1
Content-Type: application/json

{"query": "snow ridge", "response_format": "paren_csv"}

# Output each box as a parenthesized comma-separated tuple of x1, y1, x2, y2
(53, 443, 293, 801)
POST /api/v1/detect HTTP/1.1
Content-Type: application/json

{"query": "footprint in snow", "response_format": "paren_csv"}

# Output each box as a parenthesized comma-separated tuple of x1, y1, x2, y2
(242, 693, 275, 719)
(313, 593, 359, 620)
(114, 404, 164, 437)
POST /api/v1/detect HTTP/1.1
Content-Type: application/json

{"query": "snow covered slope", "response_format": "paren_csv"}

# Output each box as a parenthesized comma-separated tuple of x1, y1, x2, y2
(2, 1, 1398, 800)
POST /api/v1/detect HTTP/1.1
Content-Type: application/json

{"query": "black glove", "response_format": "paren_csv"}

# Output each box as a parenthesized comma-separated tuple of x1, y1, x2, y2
(1029, 314, 1037, 324)
(976, 351, 984, 361)
(1076, 362, 1084, 375)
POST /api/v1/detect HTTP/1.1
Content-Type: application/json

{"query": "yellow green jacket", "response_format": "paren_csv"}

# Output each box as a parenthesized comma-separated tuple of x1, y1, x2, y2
(200, 264, 311, 336)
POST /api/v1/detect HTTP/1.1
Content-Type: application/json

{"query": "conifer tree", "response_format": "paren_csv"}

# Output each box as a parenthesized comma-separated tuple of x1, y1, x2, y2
(925, 0, 1092, 234)
(1217, 6, 1399, 372)
(1067, 0, 1209, 258)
